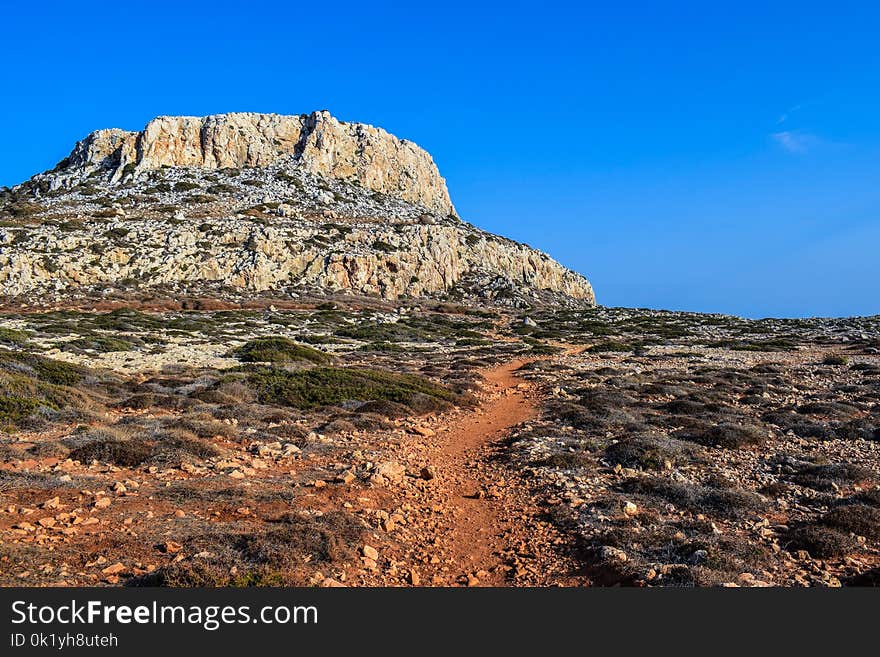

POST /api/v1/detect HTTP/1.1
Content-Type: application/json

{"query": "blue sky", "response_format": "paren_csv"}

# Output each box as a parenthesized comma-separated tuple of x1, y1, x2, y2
(2, 1, 879, 318)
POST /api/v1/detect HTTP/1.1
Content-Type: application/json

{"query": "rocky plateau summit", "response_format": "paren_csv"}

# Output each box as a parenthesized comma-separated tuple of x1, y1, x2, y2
(0, 111, 594, 307)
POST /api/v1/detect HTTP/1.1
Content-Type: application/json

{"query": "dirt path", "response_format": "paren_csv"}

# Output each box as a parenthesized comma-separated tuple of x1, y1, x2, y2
(400, 356, 585, 586)
(432, 359, 535, 584)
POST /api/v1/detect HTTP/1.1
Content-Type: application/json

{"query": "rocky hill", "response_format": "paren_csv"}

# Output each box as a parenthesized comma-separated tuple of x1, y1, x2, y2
(0, 111, 594, 307)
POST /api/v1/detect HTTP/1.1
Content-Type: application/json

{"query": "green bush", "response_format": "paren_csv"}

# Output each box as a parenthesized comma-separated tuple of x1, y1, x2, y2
(0, 396, 44, 424)
(0, 350, 85, 386)
(587, 341, 637, 353)
(241, 366, 462, 411)
(233, 337, 332, 364)
(0, 327, 29, 346)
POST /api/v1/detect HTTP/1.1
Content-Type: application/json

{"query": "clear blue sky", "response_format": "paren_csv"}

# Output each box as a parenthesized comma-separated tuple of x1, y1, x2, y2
(2, 1, 879, 318)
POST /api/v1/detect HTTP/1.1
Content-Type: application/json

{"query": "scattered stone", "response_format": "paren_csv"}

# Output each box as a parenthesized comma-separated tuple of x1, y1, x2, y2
(42, 497, 61, 510)
(376, 461, 406, 483)
(599, 546, 628, 562)
(336, 470, 356, 485)
(101, 563, 125, 576)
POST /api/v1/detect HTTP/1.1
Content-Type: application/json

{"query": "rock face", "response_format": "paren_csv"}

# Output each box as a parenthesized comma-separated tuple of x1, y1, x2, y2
(59, 111, 454, 215)
(0, 216, 593, 303)
(2, 111, 595, 306)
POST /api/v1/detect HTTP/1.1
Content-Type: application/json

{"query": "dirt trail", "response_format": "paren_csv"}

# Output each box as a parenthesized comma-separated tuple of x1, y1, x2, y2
(406, 355, 585, 586)
(432, 359, 535, 584)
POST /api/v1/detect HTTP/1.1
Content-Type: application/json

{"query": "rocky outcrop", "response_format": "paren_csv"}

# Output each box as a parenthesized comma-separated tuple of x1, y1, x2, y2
(0, 217, 594, 304)
(55, 111, 454, 215)
(4, 111, 596, 306)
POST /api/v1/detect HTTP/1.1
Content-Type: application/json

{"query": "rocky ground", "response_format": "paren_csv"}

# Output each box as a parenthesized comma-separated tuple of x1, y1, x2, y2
(0, 302, 878, 587)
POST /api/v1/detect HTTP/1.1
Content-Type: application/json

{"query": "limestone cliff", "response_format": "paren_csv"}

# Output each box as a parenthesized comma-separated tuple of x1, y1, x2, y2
(2, 112, 595, 307)
(55, 111, 454, 215)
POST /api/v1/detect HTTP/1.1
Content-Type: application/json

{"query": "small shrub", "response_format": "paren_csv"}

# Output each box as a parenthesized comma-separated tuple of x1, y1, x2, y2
(233, 337, 332, 364)
(820, 505, 880, 539)
(151, 429, 222, 462)
(685, 422, 767, 449)
(187, 193, 217, 204)
(241, 366, 462, 412)
(0, 351, 85, 386)
(104, 227, 129, 240)
(784, 525, 857, 558)
(237, 512, 365, 566)
(0, 396, 44, 425)
(64, 336, 135, 353)
(587, 341, 636, 353)
(604, 434, 700, 470)
(620, 477, 765, 519)
(69, 438, 153, 467)
(0, 327, 29, 346)
(790, 463, 874, 491)
(355, 399, 411, 418)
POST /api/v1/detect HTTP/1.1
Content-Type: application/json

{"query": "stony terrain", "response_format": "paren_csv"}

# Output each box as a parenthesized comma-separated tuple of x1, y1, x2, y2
(0, 112, 593, 305)
(1, 113, 878, 588)
(0, 303, 878, 587)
